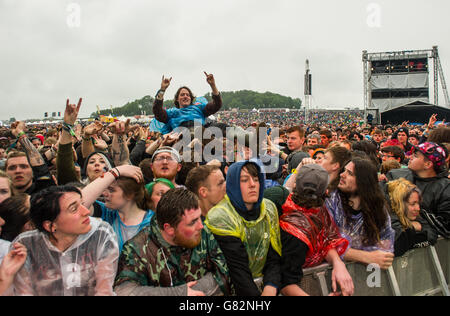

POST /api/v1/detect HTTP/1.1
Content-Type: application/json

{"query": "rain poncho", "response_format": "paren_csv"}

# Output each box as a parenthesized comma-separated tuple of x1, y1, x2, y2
(325, 190, 395, 253)
(280, 194, 348, 268)
(12, 217, 119, 296)
(0, 239, 10, 263)
(205, 195, 281, 278)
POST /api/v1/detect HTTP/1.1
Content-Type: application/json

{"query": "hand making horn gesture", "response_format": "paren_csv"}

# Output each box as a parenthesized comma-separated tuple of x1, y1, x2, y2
(64, 98, 82, 126)
(161, 75, 172, 91)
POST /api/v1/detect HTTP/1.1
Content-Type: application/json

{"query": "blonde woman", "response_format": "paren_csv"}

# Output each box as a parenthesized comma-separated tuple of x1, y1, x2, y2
(387, 178, 438, 257)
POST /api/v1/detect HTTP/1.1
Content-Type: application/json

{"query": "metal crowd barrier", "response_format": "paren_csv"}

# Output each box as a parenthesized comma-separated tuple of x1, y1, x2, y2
(255, 238, 449, 296)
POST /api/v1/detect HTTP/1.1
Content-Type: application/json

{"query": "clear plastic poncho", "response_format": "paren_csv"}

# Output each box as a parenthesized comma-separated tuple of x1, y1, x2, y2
(12, 217, 119, 296)
(205, 195, 281, 278)
(325, 190, 395, 253)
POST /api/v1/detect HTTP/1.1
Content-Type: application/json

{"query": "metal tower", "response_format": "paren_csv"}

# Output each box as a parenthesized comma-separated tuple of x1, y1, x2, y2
(304, 59, 312, 124)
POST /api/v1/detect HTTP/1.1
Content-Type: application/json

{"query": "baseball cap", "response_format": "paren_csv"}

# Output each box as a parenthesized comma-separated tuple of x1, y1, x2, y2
(287, 151, 310, 173)
(295, 164, 329, 198)
(412, 142, 447, 171)
(151, 146, 181, 163)
(396, 127, 409, 136)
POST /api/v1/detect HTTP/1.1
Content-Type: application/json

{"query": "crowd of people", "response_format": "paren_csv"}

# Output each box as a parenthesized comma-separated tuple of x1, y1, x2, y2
(0, 73, 449, 296)
(215, 109, 365, 130)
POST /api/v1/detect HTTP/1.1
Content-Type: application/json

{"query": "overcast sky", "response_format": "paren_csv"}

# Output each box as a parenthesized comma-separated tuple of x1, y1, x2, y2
(1, 0, 449, 120)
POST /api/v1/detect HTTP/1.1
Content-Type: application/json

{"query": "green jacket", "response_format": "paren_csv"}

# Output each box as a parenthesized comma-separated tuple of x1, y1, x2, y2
(114, 216, 233, 295)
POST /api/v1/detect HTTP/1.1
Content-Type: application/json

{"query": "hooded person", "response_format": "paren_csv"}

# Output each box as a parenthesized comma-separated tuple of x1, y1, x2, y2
(81, 151, 115, 184)
(205, 161, 282, 296)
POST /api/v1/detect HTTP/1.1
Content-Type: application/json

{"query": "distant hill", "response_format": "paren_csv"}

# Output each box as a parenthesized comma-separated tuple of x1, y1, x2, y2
(91, 90, 302, 117)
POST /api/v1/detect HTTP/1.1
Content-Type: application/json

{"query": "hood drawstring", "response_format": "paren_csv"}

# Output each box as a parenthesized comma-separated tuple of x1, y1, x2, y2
(158, 248, 173, 287)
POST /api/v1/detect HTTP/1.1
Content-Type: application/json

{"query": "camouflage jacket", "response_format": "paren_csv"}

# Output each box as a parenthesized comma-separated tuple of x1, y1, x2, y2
(114, 216, 233, 295)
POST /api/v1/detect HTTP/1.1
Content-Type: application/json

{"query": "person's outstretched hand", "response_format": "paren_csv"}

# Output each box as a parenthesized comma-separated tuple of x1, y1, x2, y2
(64, 98, 82, 126)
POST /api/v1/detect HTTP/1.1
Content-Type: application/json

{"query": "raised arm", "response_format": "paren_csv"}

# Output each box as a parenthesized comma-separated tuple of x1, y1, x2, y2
(109, 120, 133, 166)
(81, 122, 104, 158)
(153, 75, 172, 124)
(203, 72, 222, 117)
(81, 164, 143, 209)
(11, 122, 46, 167)
(57, 98, 82, 185)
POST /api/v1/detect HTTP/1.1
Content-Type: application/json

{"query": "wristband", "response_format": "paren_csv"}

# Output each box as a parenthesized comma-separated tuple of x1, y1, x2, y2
(18, 135, 27, 143)
(109, 168, 120, 180)
(62, 122, 76, 137)
(155, 89, 165, 100)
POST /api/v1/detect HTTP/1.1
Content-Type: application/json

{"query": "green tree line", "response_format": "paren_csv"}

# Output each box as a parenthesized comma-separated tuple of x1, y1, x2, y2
(91, 90, 302, 117)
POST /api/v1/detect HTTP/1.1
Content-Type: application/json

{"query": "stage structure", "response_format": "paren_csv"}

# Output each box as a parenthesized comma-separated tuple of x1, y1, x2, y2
(363, 46, 449, 124)
(304, 59, 312, 124)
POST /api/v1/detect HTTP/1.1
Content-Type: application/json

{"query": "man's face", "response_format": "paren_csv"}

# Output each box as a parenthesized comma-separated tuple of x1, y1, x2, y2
(381, 151, 398, 162)
(408, 151, 431, 173)
(173, 207, 203, 249)
(373, 133, 383, 143)
(320, 134, 330, 147)
(240, 167, 260, 209)
(151, 153, 181, 181)
(408, 137, 419, 146)
(177, 88, 192, 108)
(307, 137, 318, 146)
(0, 148, 6, 159)
(319, 151, 339, 175)
(204, 169, 226, 206)
(6, 156, 33, 190)
(331, 132, 338, 141)
(286, 131, 304, 151)
(338, 162, 358, 194)
(32, 139, 41, 149)
(386, 128, 393, 135)
(397, 132, 408, 144)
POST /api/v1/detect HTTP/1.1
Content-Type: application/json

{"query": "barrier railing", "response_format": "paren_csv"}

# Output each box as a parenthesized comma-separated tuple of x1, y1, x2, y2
(255, 238, 449, 296)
